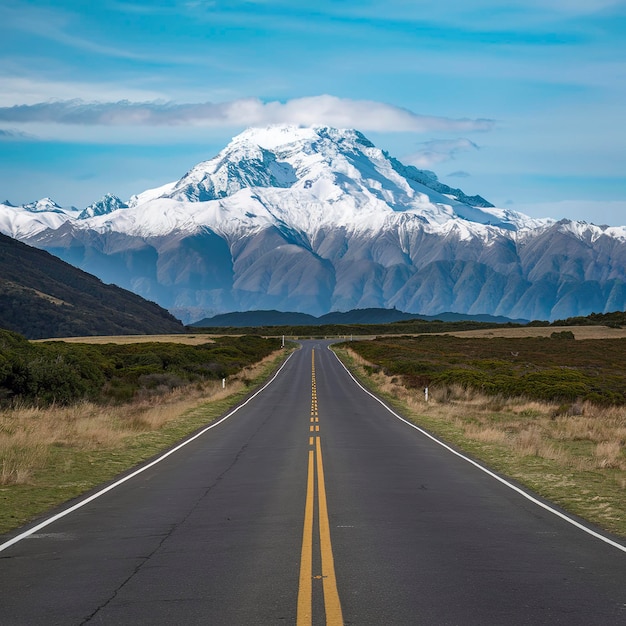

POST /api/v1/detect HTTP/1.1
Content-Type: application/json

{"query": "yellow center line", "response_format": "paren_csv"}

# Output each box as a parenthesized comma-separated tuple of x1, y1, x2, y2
(297, 349, 344, 625)
(315, 436, 344, 625)
(297, 450, 315, 624)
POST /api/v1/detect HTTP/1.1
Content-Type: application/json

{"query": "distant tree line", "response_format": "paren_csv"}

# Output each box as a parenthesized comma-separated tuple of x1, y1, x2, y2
(192, 319, 522, 337)
(345, 334, 626, 406)
(0, 329, 279, 407)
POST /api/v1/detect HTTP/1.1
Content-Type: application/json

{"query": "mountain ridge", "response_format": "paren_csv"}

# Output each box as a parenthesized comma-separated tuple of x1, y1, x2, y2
(1, 124, 625, 323)
(0, 232, 184, 339)
(191, 308, 528, 328)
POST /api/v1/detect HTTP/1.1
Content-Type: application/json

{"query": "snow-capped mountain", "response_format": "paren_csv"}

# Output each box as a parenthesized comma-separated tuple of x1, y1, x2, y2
(2, 125, 626, 323)
(0, 198, 80, 239)
(79, 193, 128, 219)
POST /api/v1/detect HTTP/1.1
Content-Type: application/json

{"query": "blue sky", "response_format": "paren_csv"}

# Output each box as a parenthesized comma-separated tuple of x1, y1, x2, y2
(0, 0, 625, 225)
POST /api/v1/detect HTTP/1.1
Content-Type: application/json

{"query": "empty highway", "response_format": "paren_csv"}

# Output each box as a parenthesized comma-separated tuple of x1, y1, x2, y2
(1, 340, 626, 625)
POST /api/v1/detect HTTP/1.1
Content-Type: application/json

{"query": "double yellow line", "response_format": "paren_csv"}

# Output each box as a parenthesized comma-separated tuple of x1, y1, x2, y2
(297, 350, 344, 625)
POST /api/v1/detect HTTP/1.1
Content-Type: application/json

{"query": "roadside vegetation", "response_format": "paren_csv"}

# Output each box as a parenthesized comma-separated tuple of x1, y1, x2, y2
(345, 333, 626, 406)
(335, 336, 626, 537)
(193, 319, 515, 337)
(191, 309, 626, 339)
(0, 329, 278, 407)
(0, 330, 285, 534)
(4, 318, 626, 539)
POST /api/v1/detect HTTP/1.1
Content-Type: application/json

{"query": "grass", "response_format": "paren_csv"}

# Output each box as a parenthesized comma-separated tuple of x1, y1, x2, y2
(334, 345, 626, 538)
(0, 348, 290, 536)
(344, 333, 626, 405)
(440, 325, 626, 340)
(32, 334, 217, 345)
(6, 325, 626, 540)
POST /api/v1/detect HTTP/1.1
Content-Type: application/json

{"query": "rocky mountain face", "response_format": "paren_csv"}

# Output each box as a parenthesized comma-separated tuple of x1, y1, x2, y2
(1, 125, 626, 324)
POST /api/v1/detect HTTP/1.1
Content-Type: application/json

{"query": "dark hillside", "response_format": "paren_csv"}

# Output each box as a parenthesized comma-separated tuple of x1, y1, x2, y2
(0, 232, 183, 339)
(192, 307, 527, 328)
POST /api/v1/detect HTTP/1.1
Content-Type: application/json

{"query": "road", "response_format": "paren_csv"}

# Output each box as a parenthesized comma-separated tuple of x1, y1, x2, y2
(1, 340, 626, 625)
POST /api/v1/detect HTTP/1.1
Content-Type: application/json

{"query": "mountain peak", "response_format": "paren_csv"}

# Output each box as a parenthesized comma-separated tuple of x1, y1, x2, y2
(1, 125, 625, 324)
(154, 124, 528, 234)
(163, 124, 378, 204)
(23, 198, 64, 213)
(231, 125, 373, 151)
(79, 194, 128, 219)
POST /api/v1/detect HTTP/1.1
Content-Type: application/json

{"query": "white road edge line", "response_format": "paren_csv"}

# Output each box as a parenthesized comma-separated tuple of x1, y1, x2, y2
(0, 351, 296, 554)
(329, 345, 626, 555)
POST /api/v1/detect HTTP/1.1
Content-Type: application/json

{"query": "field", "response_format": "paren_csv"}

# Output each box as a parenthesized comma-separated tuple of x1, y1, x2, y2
(32, 334, 219, 345)
(0, 344, 290, 535)
(440, 325, 626, 340)
(346, 332, 626, 405)
(335, 330, 626, 537)
(2, 331, 279, 407)
(4, 324, 626, 538)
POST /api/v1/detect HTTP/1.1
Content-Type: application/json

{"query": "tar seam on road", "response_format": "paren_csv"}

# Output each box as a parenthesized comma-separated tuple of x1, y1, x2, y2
(297, 349, 344, 625)
(0, 350, 296, 555)
(329, 344, 626, 556)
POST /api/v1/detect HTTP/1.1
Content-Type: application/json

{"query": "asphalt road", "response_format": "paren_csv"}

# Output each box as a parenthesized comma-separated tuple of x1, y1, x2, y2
(2, 340, 626, 625)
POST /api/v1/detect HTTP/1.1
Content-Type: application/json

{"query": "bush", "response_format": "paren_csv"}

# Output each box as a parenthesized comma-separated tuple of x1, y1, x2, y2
(344, 334, 626, 406)
(0, 330, 279, 407)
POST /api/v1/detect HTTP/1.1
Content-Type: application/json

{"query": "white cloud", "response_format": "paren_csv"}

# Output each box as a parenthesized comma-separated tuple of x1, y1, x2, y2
(0, 128, 35, 140)
(403, 138, 480, 168)
(0, 96, 495, 133)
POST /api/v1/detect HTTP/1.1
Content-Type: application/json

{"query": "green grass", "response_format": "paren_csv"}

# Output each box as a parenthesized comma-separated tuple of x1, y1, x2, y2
(0, 349, 291, 536)
(343, 334, 626, 405)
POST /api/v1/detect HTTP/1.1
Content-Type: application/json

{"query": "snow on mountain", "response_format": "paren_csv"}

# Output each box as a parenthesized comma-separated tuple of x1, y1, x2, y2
(0, 198, 78, 239)
(23, 198, 68, 214)
(2, 124, 626, 323)
(79, 193, 128, 219)
(75, 125, 551, 241)
(1, 125, 553, 241)
(128, 181, 178, 208)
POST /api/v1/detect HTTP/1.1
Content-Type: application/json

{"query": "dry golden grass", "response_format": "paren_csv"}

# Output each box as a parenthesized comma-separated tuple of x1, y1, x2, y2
(341, 348, 626, 467)
(339, 346, 626, 535)
(32, 334, 217, 345)
(0, 350, 280, 487)
(440, 325, 626, 340)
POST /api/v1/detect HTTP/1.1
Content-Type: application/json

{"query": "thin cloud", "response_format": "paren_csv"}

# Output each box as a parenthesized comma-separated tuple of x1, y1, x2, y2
(0, 1, 156, 63)
(0, 96, 495, 133)
(523, 0, 626, 15)
(404, 138, 481, 168)
(0, 76, 168, 108)
(0, 128, 36, 140)
(447, 170, 471, 178)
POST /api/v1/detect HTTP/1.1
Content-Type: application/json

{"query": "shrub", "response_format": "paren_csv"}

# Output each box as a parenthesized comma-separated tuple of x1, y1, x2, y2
(344, 334, 626, 407)
(0, 331, 279, 407)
